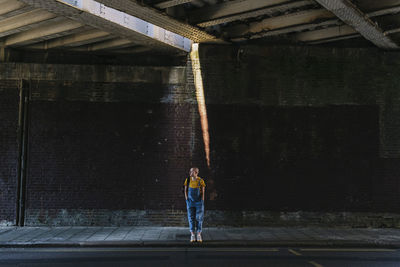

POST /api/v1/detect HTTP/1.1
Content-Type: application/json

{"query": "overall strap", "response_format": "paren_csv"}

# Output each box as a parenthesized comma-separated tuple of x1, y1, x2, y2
(198, 179, 203, 198)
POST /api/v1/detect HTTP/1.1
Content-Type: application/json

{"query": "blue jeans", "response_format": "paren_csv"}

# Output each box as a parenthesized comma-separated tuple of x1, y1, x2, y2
(186, 199, 204, 233)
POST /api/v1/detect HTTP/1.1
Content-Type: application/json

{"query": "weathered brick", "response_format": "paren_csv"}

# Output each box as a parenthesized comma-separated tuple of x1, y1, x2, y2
(2, 44, 400, 227)
(0, 80, 19, 225)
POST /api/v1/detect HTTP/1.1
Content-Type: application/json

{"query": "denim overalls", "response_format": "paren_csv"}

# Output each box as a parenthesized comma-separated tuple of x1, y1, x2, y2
(186, 178, 204, 233)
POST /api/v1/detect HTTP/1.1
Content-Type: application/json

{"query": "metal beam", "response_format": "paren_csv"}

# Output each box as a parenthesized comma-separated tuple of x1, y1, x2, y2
(111, 46, 152, 54)
(296, 24, 356, 42)
(226, 9, 335, 37)
(297, 25, 400, 45)
(28, 29, 111, 49)
(353, 0, 400, 13)
(366, 5, 400, 18)
(5, 19, 83, 46)
(203, 0, 218, 5)
(0, 0, 26, 16)
(291, 4, 400, 45)
(89, 38, 133, 51)
(0, 45, 5, 61)
(198, 0, 315, 27)
(18, 0, 199, 51)
(73, 38, 134, 51)
(155, 0, 194, 9)
(235, 5, 400, 41)
(0, 9, 56, 38)
(314, 0, 398, 49)
(308, 33, 360, 44)
(93, 0, 218, 43)
(189, 0, 293, 23)
(237, 19, 340, 41)
(190, 0, 205, 8)
(385, 27, 400, 35)
(0, 5, 34, 20)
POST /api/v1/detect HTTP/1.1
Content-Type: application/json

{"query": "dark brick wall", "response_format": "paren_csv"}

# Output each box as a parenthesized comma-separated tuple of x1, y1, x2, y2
(0, 80, 19, 225)
(25, 78, 196, 225)
(0, 63, 196, 226)
(206, 105, 379, 212)
(2, 43, 400, 226)
(198, 45, 400, 213)
(27, 100, 193, 209)
(5, 47, 186, 66)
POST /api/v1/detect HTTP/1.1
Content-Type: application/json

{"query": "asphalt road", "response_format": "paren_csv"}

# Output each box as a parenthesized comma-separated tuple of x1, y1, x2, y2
(0, 247, 399, 266)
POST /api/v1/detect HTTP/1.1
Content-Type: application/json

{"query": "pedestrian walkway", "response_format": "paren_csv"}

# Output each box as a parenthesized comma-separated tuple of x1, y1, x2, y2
(0, 226, 399, 248)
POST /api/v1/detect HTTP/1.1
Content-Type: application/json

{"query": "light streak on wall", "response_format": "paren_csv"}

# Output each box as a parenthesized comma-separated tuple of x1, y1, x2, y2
(190, 43, 210, 168)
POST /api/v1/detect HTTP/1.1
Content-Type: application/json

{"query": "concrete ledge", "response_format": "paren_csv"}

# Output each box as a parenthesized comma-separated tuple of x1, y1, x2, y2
(0, 62, 186, 84)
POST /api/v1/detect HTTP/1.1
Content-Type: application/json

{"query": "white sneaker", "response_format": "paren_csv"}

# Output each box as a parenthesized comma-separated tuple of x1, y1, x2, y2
(190, 234, 196, 242)
(197, 233, 202, 242)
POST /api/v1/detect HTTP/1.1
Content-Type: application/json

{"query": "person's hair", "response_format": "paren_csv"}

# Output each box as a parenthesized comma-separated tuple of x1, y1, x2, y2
(190, 167, 199, 173)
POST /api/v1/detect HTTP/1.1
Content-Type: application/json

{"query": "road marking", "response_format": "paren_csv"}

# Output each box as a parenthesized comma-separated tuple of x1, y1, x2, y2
(288, 249, 302, 256)
(309, 261, 323, 267)
(300, 248, 396, 252)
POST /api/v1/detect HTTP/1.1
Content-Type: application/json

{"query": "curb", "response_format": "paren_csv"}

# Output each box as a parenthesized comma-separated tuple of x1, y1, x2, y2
(0, 240, 399, 249)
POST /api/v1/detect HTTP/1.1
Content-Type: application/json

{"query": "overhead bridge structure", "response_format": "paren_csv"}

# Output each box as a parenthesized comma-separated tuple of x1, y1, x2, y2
(1, 0, 400, 55)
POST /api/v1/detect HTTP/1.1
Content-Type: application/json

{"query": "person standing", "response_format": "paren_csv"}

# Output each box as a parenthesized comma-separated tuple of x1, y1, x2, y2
(184, 167, 205, 242)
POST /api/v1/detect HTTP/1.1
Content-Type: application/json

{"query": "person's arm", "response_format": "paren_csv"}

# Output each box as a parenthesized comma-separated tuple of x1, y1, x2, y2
(184, 186, 188, 200)
(201, 186, 205, 201)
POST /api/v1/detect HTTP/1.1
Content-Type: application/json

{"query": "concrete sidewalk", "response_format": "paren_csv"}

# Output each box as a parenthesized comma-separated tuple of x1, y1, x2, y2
(0, 226, 399, 248)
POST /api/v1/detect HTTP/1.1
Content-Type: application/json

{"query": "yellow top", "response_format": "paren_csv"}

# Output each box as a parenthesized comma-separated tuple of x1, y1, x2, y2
(184, 177, 206, 188)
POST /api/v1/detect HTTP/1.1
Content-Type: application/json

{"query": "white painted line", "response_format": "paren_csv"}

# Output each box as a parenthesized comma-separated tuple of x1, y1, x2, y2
(288, 248, 302, 256)
(309, 260, 324, 267)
